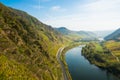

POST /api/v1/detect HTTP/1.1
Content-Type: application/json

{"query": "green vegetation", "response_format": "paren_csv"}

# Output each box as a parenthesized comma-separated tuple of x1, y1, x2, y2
(0, 54, 37, 80)
(82, 42, 120, 78)
(105, 41, 120, 60)
(82, 27, 120, 78)
(0, 3, 71, 80)
(54, 27, 98, 41)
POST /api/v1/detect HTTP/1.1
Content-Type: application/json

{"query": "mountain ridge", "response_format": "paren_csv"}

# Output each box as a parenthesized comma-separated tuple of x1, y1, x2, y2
(54, 27, 98, 41)
(104, 28, 120, 41)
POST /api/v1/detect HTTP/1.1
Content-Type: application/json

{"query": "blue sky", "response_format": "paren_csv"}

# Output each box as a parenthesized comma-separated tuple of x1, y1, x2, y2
(1, 0, 120, 31)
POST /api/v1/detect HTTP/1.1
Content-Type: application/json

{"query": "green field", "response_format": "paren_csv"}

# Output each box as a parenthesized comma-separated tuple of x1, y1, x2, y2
(82, 42, 120, 78)
(105, 41, 120, 59)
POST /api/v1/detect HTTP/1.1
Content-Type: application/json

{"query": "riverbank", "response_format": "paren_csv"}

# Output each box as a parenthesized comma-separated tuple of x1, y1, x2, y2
(60, 42, 81, 80)
(56, 47, 69, 80)
(82, 42, 120, 78)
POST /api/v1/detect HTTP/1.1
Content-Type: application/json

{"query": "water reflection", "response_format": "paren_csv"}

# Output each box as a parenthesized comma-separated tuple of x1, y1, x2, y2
(65, 46, 120, 80)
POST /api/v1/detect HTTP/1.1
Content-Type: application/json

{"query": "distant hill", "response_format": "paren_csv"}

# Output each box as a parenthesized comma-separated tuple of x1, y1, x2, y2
(54, 27, 98, 41)
(77, 31, 97, 40)
(93, 30, 114, 38)
(54, 27, 72, 35)
(104, 28, 120, 41)
(0, 3, 69, 80)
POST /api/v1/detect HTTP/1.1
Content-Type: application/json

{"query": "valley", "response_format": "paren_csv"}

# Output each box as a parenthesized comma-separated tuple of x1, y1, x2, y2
(65, 45, 120, 80)
(0, 1, 120, 80)
(82, 29, 120, 78)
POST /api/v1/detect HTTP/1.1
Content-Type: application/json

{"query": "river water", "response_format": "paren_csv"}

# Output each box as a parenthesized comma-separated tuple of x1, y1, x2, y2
(65, 46, 120, 80)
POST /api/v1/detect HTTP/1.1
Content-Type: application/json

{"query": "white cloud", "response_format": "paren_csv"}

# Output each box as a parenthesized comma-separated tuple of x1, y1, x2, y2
(83, 0, 120, 12)
(51, 6, 61, 11)
(50, 6, 66, 12)
(42, 0, 120, 31)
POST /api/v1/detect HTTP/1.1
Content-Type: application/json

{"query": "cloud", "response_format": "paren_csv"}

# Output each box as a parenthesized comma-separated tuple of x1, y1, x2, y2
(50, 6, 66, 12)
(43, 14, 120, 31)
(83, 0, 120, 13)
(42, 0, 120, 31)
(51, 6, 61, 11)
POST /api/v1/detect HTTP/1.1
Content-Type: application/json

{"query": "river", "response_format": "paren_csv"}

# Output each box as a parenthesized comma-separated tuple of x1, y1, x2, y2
(65, 46, 120, 80)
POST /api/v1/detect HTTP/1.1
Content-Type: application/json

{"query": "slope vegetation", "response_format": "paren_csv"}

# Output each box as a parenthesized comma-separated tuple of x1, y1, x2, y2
(82, 42, 120, 78)
(0, 3, 69, 80)
(55, 27, 97, 41)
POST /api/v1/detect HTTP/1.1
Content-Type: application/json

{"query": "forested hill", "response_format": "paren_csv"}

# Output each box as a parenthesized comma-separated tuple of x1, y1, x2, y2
(55, 27, 97, 41)
(104, 28, 120, 41)
(0, 3, 69, 80)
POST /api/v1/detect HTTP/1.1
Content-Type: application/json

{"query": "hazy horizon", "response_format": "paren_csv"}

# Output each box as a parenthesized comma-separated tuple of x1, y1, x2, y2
(54, 26, 117, 32)
(1, 0, 120, 31)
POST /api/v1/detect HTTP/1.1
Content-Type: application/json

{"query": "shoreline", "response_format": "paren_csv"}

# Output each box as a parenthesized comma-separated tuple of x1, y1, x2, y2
(60, 42, 81, 80)
(82, 45, 120, 79)
(85, 56, 120, 78)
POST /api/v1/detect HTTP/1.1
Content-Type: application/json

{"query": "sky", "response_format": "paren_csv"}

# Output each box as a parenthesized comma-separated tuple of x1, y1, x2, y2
(1, 0, 120, 31)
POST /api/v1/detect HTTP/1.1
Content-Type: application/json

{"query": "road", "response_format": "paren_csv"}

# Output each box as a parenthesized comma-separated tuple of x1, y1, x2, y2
(56, 47, 69, 80)
(111, 53, 120, 62)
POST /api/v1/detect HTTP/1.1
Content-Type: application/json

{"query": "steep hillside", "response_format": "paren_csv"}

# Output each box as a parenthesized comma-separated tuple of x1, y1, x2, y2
(0, 3, 69, 80)
(55, 27, 97, 41)
(104, 28, 120, 41)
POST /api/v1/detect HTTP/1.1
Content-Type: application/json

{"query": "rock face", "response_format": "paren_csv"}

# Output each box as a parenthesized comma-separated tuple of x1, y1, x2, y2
(0, 3, 67, 80)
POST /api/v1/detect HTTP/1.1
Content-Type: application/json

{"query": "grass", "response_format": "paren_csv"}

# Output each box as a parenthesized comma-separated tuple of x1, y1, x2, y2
(94, 43, 103, 52)
(82, 42, 120, 78)
(105, 41, 120, 59)
(0, 54, 37, 80)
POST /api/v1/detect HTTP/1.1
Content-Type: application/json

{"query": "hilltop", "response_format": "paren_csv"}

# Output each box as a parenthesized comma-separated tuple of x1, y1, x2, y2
(55, 27, 97, 41)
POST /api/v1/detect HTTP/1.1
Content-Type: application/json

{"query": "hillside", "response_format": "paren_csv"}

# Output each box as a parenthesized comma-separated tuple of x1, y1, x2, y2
(104, 28, 120, 41)
(82, 42, 120, 78)
(0, 3, 69, 80)
(54, 27, 97, 41)
(54, 27, 72, 35)
(93, 30, 114, 38)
